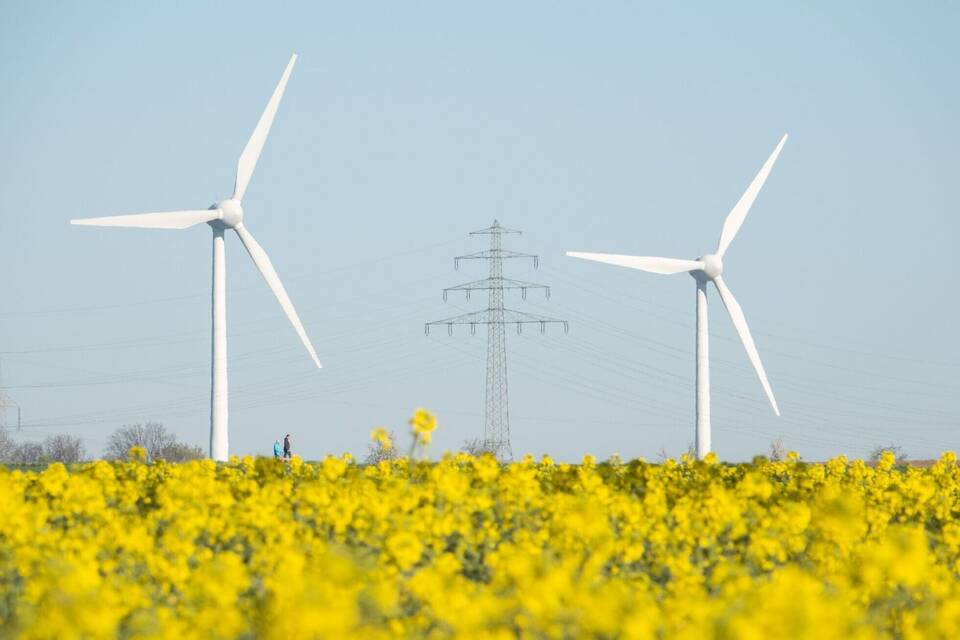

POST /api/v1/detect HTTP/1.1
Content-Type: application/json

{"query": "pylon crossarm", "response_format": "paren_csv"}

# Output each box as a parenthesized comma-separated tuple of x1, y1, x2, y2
(425, 309, 492, 335)
(470, 220, 521, 235)
(454, 249, 539, 269)
(443, 277, 550, 301)
(424, 308, 568, 335)
(501, 308, 569, 335)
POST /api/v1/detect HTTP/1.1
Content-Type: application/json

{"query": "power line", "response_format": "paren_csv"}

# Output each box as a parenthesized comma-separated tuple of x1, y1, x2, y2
(0, 235, 464, 320)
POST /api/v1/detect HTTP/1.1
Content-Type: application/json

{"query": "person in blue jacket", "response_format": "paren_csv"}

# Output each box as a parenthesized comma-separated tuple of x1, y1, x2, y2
(273, 439, 283, 459)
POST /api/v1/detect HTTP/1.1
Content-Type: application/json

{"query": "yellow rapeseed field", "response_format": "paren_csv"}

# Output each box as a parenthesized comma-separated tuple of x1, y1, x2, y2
(2, 413, 959, 638)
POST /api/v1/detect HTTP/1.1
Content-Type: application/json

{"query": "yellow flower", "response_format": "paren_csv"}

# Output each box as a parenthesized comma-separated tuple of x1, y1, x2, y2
(385, 531, 423, 571)
(409, 408, 437, 434)
(370, 428, 393, 450)
(5, 441, 960, 638)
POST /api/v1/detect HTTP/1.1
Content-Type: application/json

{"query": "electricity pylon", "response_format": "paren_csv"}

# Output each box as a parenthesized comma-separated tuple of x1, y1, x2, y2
(426, 220, 567, 460)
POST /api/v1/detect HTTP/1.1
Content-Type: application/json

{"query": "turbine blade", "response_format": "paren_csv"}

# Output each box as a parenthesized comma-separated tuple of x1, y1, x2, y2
(233, 54, 297, 201)
(715, 133, 788, 257)
(70, 210, 220, 230)
(233, 223, 322, 368)
(566, 251, 703, 275)
(713, 275, 780, 415)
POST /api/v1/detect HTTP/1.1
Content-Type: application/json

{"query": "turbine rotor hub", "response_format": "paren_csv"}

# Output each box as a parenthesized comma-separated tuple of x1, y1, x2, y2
(693, 253, 723, 280)
(215, 199, 244, 228)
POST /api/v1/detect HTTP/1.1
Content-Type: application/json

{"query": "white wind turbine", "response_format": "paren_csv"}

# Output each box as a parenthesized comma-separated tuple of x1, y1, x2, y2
(71, 54, 321, 461)
(567, 135, 788, 459)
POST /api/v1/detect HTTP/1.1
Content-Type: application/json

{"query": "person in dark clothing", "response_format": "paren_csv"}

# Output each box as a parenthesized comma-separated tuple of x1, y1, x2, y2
(283, 434, 292, 460)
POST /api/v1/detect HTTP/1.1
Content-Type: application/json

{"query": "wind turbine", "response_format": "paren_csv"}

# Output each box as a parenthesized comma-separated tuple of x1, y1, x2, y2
(71, 54, 321, 461)
(567, 134, 787, 459)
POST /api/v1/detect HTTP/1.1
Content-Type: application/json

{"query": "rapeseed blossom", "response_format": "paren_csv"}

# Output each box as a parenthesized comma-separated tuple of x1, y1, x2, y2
(409, 407, 437, 436)
(408, 407, 437, 451)
(370, 427, 393, 450)
(2, 435, 960, 637)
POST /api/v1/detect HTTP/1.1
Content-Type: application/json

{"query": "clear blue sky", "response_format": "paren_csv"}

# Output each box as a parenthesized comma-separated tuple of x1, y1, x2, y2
(1, 2, 957, 461)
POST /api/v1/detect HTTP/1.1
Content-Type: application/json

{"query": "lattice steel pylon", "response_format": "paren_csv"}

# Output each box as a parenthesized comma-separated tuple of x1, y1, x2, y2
(426, 220, 568, 460)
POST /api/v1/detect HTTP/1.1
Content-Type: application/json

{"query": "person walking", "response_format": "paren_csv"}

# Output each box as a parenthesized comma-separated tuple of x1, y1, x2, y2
(283, 434, 292, 460)
(273, 439, 282, 459)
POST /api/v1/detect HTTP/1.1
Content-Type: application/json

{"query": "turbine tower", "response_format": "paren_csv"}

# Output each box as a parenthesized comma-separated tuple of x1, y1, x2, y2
(426, 221, 568, 460)
(567, 135, 788, 459)
(70, 54, 321, 461)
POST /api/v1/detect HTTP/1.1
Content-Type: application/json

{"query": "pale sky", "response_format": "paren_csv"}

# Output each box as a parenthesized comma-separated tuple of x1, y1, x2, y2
(1, 2, 957, 461)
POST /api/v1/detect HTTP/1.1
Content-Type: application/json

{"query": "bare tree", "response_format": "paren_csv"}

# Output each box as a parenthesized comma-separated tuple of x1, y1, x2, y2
(461, 438, 499, 458)
(654, 444, 702, 463)
(769, 438, 786, 461)
(157, 442, 205, 462)
(104, 422, 175, 461)
(870, 444, 908, 464)
(43, 434, 86, 464)
(10, 441, 44, 465)
(365, 431, 399, 464)
(0, 426, 14, 463)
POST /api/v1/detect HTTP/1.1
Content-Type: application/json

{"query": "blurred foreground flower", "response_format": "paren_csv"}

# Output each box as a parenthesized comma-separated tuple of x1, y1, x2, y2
(409, 408, 437, 435)
(370, 428, 393, 450)
(408, 408, 437, 456)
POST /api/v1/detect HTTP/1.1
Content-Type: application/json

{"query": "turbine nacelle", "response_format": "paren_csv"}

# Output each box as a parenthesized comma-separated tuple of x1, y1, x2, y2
(210, 199, 244, 228)
(691, 253, 723, 281)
